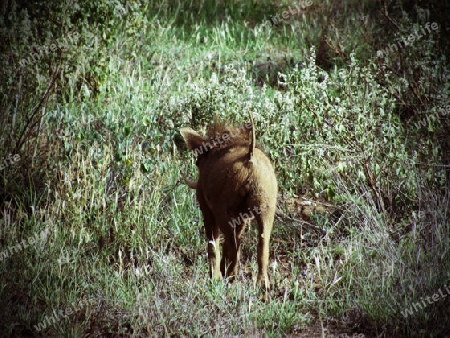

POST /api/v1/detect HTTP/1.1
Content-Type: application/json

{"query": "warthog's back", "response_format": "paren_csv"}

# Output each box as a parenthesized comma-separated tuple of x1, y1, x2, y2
(197, 144, 277, 218)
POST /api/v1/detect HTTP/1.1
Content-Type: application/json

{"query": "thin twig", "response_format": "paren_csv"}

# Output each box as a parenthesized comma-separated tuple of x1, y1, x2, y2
(275, 212, 320, 232)
(380, 0, 401, 30)
(14, 66, 60, 154)
(13, 66, 24, 137)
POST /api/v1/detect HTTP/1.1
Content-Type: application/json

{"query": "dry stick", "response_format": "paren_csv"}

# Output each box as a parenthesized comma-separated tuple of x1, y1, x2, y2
(275, 213, 319, 233)
(362, 160, 385, 212)
(12, 67, 24, 137)
(14, 66, 60, 154)
(380, 0, 401, 31)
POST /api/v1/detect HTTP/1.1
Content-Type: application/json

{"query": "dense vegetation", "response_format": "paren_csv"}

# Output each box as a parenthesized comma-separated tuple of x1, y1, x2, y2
(1, 0, 449, 336)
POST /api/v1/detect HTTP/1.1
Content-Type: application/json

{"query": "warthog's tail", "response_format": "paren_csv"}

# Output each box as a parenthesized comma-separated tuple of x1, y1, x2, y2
(248, 111, 255, 159)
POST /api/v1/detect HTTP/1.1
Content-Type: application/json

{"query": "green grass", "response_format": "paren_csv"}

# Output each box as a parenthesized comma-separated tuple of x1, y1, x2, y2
(1, 0, 450, 336)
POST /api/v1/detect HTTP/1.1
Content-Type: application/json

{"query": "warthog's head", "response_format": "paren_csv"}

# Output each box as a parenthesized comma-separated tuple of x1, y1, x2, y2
(180, 113, 277, 291)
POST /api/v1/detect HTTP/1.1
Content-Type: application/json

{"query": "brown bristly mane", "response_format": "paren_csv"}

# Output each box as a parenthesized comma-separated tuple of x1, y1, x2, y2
(204, 117, 251, 149)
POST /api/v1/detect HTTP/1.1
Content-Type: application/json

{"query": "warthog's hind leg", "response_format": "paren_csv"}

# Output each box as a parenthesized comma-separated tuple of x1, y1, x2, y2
(255, 206, 275, 291)
(221, 219, 246, 282)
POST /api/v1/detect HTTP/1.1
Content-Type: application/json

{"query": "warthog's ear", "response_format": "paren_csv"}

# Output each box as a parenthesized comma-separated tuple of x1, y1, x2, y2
(180, 127, 205, 151)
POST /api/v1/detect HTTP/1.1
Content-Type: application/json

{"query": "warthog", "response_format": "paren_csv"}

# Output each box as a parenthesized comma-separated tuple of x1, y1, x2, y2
(180, 113, 277, 289)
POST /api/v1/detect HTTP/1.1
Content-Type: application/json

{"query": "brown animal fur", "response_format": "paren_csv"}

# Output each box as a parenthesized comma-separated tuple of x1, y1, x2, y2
(180, 113, 277, 290)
